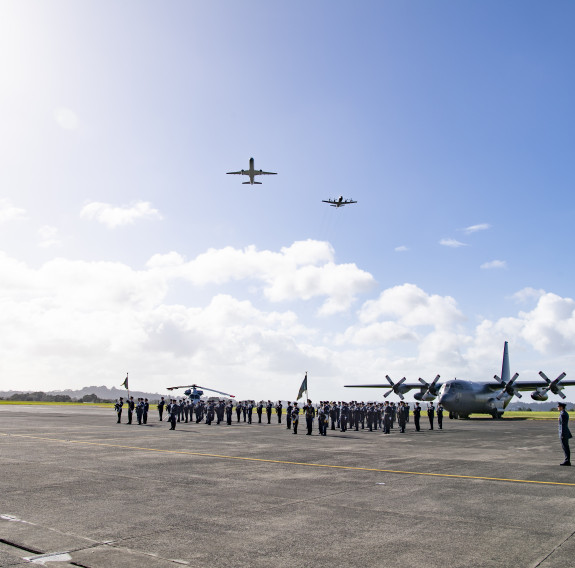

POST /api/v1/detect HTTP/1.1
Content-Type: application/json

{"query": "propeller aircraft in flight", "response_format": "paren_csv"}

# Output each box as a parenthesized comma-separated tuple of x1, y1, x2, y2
(346, 342, 573, 419)
(166, 384, 235, 403)
(322, 196, 357, 207)
(226, 157, 277, 185)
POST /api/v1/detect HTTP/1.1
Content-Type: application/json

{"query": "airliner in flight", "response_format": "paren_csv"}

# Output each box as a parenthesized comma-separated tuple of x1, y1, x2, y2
(322, 196, 357, 207)
(226, 158, 277, 185)
(346, 342, 572, 419)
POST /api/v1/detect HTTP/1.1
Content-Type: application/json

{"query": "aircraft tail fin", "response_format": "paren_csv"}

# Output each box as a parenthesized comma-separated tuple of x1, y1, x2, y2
(501, 341, 510, 383)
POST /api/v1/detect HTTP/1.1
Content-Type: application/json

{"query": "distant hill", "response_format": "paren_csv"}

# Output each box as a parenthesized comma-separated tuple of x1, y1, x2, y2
(0, 385, 165, 402)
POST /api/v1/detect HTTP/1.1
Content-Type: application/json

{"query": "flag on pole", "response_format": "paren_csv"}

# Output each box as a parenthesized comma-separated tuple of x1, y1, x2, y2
(121, 373, 129, 390)
(297, 372, 307, 401)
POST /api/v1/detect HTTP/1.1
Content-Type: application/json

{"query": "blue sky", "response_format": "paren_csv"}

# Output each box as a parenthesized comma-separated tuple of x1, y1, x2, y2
(1, 0, 574, 401)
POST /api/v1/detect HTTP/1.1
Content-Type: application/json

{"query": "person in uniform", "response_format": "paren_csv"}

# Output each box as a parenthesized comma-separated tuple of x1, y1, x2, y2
(286, 401, 293, 430)
(291, 403, 299, 434)
(304, 400, 315, 435)
(413, 402, 421, 432)
(427, 402, 435, 430)
(558, 402, 572, 466)
(143, 398, 149, 424)
(135, 398, 143, 425)
(127, 396, 135, 424)
(236, 402, 242, 423)
(226, 401, 233, 425)
(383, 401, 392, 434)
(246, 401, 254, 424)
(242, 401, 248, 422)
(397, 401, 407, 433)
(115, 398, 124, 423)
(340, 402, 349, 432)
(257, 401, 264, 423)
(205, 401, 215, 425)
(329, 402, 337, 431)
(275, 401, 283, 424)
(168, 399, 178, 430)
(437, 403, 444, 430)
(390, 402, 396, 429)
(157, 397, 165, 421)
(318, 403, 328, 436)
(266, 400, 273, 424)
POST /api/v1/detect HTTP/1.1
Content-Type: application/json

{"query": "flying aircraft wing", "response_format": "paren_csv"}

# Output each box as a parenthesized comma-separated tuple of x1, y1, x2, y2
(253, 171, 277, 176)
(226, 171, 244, 175)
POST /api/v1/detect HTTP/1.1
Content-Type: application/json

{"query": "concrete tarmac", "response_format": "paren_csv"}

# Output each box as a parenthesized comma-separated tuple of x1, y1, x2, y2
(1, 405, 574, 567)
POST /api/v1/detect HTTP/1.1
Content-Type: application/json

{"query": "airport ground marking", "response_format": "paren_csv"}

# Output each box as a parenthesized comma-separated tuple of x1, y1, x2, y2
(2, 432, 574, 487)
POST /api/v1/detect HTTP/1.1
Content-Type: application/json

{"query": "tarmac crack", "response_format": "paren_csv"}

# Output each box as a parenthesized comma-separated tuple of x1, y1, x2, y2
(532, 528, 575, 567)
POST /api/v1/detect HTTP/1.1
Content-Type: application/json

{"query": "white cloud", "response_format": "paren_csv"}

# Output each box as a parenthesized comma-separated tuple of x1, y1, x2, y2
(0, 199, 27, 223)
(38, 225, 61, 248)
(147, 240, 375, 315)
(480, 260, 507, 269)
(54, 108, 79, 130)
(2, 243, 575, 400)
(80, 201, 163, 228)
(463, 223, 490, 234)
(439, 238, 467, 248)
(512, 287, 546, 303)
(358, 283, 465, 329)
(394, 245, 409, 252)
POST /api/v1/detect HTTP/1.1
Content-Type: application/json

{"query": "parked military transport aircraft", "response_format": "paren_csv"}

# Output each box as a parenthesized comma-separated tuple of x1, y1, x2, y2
(345, 342, 573, 419)
(322, 196, 357, 207)
(166, 384, 235, 403)
(226, 157, 277, 184)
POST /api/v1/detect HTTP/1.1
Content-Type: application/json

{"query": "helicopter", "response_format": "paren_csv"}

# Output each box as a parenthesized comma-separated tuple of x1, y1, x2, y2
(166, 384, 235, 403)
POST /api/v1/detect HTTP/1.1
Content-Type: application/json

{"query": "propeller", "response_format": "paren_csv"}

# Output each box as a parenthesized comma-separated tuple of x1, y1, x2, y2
(538, 371, 567, 399)
(418, 375, 441, 398)
(494, 372, 521, 400)
(383, 375, 407, 400)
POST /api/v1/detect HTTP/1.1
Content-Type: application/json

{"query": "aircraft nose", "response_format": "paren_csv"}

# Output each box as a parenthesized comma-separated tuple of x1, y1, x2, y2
(438, 393, 451, 405)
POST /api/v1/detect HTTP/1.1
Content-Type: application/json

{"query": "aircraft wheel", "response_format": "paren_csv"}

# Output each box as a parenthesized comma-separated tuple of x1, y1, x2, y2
(491, 410, 498, 419)
(449, 412, 454, 420)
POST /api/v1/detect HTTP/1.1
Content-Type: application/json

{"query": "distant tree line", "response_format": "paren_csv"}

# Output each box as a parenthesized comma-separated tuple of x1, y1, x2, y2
(0, 392, 114, 403)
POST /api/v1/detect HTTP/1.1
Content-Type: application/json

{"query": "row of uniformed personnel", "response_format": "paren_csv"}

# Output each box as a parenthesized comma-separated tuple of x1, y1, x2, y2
(114, 397, 444, 433)
(284, 400, 445, 435)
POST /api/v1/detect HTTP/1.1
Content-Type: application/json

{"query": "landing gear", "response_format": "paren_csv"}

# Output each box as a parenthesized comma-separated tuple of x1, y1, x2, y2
(491, 410, 504, 419)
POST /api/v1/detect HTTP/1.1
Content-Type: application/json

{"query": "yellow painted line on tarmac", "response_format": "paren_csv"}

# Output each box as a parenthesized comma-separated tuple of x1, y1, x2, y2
(1, 432, 574, 487)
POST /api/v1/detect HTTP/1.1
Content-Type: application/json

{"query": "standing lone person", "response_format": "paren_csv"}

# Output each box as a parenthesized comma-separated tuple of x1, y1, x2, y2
(558, 402, 572, 466)
(115, 398, 123, 423)
(158, 397, 165, 421)
(436, 403, 444, 430)
(427, 402, 435, 430)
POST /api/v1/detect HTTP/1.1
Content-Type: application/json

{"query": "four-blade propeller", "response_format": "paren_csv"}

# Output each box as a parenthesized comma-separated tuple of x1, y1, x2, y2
(494, 372, 521, 400)
(384, 375, 407, 400)
(418, 375, 441, 398)
(538, 371, 567, 399)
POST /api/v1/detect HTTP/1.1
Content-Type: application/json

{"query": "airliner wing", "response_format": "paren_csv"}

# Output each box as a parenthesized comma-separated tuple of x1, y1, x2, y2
(254, 171, 277, 176)
(226, 171, 244, 175)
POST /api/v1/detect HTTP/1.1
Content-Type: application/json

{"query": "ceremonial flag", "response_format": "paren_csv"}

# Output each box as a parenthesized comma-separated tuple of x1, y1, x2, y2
(121, 373, 129, 390)
(297, 372, 307, 401)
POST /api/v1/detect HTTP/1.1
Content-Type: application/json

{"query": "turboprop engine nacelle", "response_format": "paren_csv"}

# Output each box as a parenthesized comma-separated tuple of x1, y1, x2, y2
(531, 389, 549, 402)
